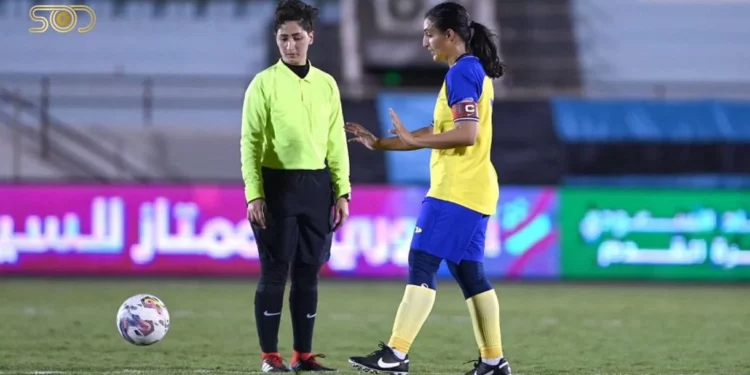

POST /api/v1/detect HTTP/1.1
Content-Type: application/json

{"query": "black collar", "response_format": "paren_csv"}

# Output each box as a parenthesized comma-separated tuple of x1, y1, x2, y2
(283, 60, 310, 79)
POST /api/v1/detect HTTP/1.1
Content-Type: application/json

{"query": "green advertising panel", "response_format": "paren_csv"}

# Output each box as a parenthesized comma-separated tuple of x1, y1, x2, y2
(561, 189, 750, 280)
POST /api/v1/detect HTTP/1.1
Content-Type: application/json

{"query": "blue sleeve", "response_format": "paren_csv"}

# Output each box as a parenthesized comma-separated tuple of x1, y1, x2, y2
(445, 61, 484, 107)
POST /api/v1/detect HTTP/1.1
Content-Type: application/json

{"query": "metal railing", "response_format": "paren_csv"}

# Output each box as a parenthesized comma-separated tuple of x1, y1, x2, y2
(9, 71, 749, 97)
(0, 108, 111, 182)
(1, 72, 749, 126)
(0, 83, 186, 181)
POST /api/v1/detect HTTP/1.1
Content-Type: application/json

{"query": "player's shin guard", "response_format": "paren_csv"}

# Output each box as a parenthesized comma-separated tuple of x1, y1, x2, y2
(388, 250, 440, 354)
(467, 289, 504, 359)
(449, 260, 504, 360)
(387, 284, 436, 354)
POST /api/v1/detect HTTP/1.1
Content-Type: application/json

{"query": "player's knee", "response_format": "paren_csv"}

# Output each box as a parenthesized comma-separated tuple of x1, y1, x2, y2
(407, 249, 441, 290)
(449, 260, 492, 299)
(258, 259, 289, 291)
(290, 261, 320, 291)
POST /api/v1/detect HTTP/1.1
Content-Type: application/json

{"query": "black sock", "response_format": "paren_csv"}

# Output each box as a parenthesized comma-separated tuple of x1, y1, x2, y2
(254, 283, 285, 353)
(290, 285, 318, 353)
(289, 262, 320, 353)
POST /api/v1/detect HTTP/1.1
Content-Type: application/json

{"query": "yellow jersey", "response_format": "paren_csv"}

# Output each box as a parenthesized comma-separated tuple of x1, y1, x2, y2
(426, 54, 499, 215)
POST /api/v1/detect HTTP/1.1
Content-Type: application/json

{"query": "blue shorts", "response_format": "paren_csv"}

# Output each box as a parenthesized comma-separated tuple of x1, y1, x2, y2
(410, 197, 490, 264)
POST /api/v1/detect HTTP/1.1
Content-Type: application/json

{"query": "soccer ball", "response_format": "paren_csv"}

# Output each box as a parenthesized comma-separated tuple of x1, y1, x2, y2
(116, 294, 170, 346)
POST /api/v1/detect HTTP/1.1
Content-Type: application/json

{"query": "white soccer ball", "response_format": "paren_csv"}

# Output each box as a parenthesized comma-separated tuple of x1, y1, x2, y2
(116, 294, 171, 346)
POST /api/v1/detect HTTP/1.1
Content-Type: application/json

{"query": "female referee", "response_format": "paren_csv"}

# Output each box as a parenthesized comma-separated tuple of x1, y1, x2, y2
(240, 0, 349, 372)
(345, 2, 511, 375)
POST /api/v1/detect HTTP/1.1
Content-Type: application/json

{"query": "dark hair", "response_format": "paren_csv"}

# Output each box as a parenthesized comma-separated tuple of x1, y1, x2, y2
(273, 0, 318, 33)
(425, 2, 505, 78)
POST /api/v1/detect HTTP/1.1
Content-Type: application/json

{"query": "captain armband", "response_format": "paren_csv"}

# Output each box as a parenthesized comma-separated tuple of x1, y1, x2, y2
(451, 102, 479, 123)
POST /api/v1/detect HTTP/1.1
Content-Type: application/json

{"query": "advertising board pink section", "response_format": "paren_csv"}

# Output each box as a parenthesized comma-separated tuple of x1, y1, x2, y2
(0, 185, 559, 278)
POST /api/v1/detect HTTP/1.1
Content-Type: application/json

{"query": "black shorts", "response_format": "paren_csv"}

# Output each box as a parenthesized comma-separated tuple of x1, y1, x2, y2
(251, 167, 335, 266)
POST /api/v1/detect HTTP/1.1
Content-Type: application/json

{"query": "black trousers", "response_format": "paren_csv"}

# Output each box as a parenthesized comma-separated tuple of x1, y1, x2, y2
(251, 167, 335, 354)
(252, 167, 335, 265)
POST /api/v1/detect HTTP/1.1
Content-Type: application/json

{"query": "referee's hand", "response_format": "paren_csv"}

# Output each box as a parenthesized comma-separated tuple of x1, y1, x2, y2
(332, 197, 349, 232)
(247, 198, 267, 229)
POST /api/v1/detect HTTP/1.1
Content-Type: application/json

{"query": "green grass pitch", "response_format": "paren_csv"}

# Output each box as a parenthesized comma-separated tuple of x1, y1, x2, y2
(0, 279, 747, 375)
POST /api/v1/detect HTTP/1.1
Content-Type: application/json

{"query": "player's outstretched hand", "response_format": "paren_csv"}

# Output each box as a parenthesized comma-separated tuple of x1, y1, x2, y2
(345, 122, 380, 150)
(388, 109, 416, 145)
(247, 198, 267, 229)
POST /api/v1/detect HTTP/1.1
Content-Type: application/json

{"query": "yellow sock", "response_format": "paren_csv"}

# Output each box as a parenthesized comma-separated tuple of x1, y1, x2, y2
(387, 284, 436, 354)
(466, 289, 504, 359)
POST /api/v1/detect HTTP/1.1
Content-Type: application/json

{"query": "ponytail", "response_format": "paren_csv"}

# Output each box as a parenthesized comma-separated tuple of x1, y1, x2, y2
(469, 21, 504, 79)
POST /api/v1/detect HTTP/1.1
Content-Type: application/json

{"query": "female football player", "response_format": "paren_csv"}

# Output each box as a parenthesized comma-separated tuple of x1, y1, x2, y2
(346, 2, 511, 375)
